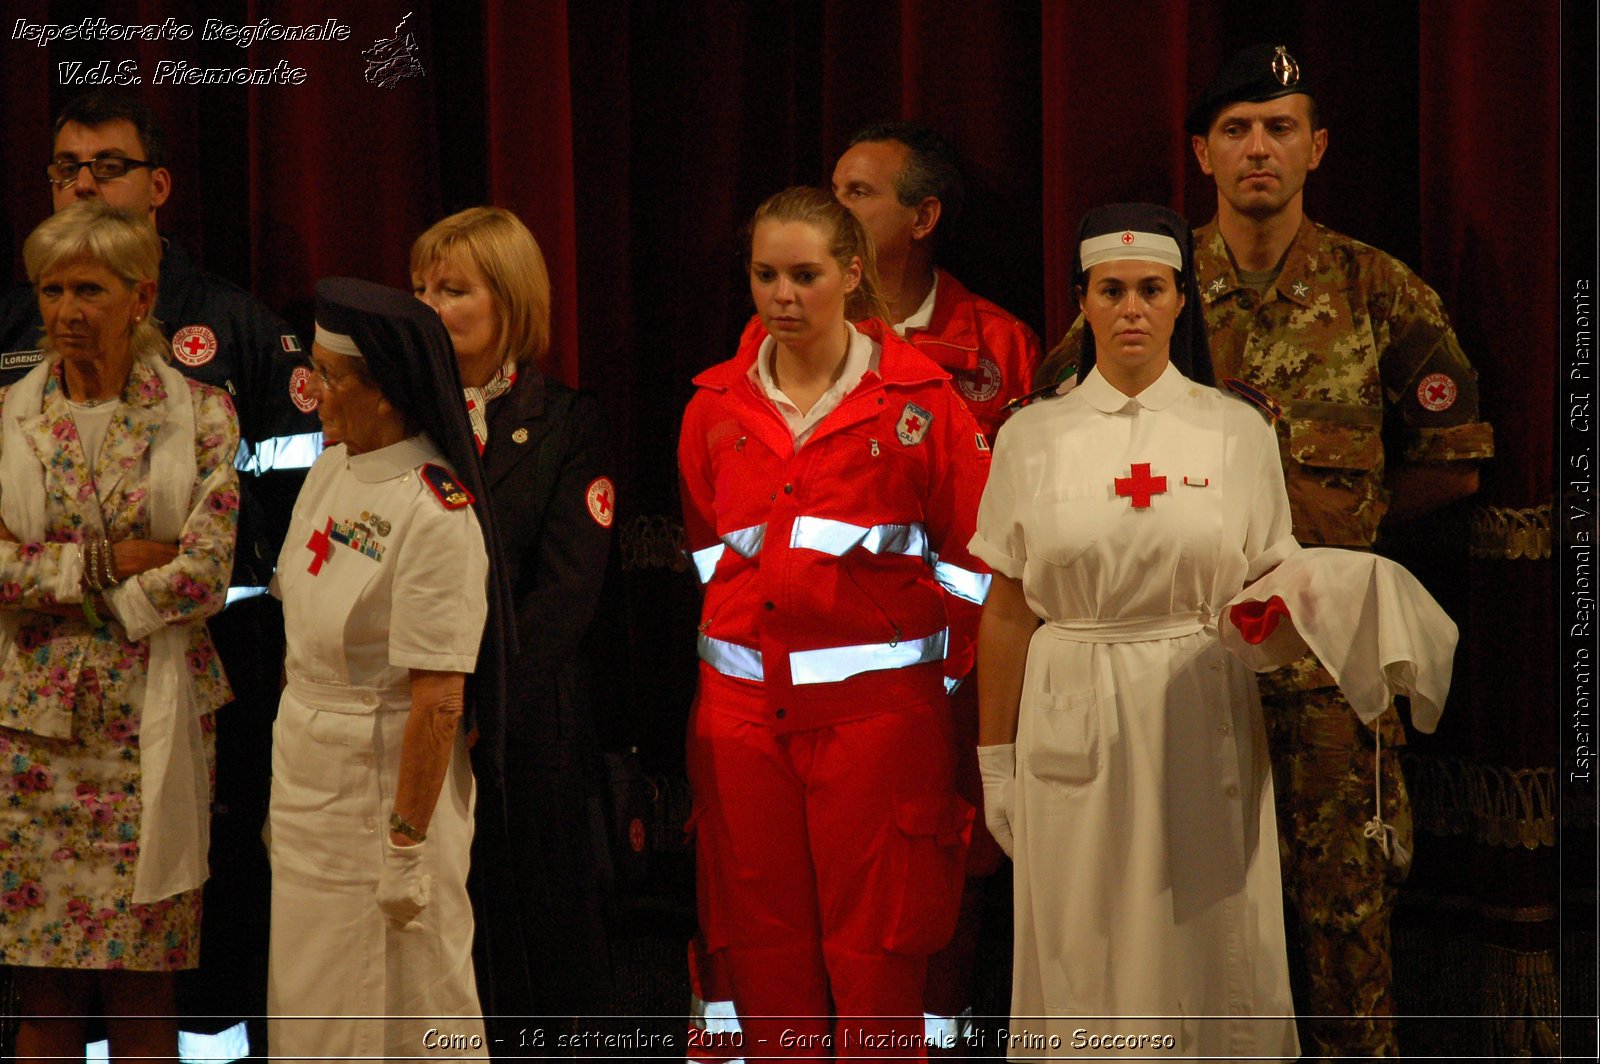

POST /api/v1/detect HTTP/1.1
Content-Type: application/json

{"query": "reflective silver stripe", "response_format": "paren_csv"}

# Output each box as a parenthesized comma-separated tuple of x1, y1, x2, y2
(239, 431, 323, 474)
(722, 522, 767, 559)
(224, 586, 271, 607)
(689, 522, 767, 584)
(691, 995, 744, 1034)
(789, 628, 947, 686)
(698, 634, 764, 682)
(689, 994, 746, 1064)
(933, 558, 992, 604)
(923, 1009, 973, 1050)
(789, 517, 926, 558)
(944, 675, 962, 695)
(690, 544, 725, 584)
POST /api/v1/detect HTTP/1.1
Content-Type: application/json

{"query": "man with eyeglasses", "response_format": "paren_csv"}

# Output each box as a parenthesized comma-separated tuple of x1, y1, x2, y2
(0, 89, 320, 1048)
(3, 92, 319, 466)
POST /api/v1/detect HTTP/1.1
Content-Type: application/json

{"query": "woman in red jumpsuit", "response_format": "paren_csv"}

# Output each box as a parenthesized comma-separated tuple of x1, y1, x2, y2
(678, 186, 991, 1059)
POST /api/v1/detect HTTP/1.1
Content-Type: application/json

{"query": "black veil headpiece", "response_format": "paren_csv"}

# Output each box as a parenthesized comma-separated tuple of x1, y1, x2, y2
(312, 277, 515, 780)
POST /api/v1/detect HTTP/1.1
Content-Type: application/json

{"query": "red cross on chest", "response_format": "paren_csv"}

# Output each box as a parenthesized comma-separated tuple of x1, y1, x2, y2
(182, 335, 207, 357)
(306, 517, 334, 575)
(904, 413, 923, 433)
(1114, 463, 1168, 509)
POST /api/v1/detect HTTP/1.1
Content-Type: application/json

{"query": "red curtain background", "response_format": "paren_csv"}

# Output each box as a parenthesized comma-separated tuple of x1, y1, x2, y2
(0, 0, 1581, 1033)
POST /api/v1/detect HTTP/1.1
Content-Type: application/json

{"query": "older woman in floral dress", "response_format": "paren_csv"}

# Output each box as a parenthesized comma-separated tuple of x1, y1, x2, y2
(0, 201, 239, 1059)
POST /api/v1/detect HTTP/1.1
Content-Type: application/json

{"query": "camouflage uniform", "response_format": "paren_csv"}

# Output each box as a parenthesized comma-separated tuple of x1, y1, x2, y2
(1042, 215, 1493, 1060)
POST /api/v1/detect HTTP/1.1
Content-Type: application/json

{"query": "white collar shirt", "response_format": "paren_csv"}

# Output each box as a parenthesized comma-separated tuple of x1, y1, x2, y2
(892, 271, 940, 336)
(753, 321, 880, 447)
(1076, 360, 1190, 414)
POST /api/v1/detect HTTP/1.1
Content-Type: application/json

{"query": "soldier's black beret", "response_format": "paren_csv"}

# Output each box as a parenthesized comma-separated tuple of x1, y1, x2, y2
(1186, 44, 1313, 136)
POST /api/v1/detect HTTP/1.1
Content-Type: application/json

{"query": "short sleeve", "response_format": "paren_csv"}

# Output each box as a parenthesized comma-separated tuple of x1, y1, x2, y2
(971, 423, 1028, 580)
(387, 498, 489, 673)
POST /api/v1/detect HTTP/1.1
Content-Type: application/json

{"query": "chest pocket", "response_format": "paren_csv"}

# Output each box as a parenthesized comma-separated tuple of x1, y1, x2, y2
(804, 425, 928, 514)
(708, 431, 773, 524)
(1031, 481, 1106, 569)
(1284, 402, 1385, 546)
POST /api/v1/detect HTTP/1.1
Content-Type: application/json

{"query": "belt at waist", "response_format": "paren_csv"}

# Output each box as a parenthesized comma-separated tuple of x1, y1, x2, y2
(285, 674, 403, 714)
(1045, 612, 1210, 644)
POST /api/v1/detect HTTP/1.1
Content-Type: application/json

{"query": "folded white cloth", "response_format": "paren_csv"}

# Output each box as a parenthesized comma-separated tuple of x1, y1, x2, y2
(1220, 547, 1458, 733)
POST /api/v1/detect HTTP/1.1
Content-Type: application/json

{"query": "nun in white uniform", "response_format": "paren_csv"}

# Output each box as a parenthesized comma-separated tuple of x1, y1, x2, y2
(972, 205, 1300, 1061)
(267, 278, 509, 1060)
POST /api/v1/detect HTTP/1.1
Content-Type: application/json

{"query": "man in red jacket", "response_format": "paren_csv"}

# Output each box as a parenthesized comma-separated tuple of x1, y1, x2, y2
(830, 121, 1040, 1054)
(830, 122, 1040, 445)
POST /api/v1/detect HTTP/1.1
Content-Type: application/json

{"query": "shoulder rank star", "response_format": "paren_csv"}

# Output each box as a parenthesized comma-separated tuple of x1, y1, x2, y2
(420, 462, 475, 509)
(1291, 281, 1310, 298)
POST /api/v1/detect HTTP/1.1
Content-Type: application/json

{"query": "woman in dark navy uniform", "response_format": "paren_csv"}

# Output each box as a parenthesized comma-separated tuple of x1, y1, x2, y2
(412, 207, 616, 1022)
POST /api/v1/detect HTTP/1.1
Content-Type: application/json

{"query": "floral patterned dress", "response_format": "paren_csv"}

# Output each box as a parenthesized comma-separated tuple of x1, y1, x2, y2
(0, 359, 238, 971)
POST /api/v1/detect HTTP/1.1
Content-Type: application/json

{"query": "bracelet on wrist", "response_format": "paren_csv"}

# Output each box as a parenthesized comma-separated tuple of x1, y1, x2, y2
(83, 538, 103, 593)
(388, 812, 426, 843)
(99, 537, 118, 587)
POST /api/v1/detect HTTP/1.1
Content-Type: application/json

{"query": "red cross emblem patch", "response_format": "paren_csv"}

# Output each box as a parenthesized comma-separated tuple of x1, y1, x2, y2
(306, 517, 335, 575)
(172, 325, 218, 367)
(1416, 372, 1458, 413)
(955, 356, 1002, 404)
(289, 366, 318, 412)
(586, 476, 615, 528)
(1120, 231, 1135, 245)
(1114, 462, 1168, 509)
(896, 402, 933, 446)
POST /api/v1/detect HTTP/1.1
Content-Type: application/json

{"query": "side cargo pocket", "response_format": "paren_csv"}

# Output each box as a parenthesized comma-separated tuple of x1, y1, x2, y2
(882, 792, 974, 955)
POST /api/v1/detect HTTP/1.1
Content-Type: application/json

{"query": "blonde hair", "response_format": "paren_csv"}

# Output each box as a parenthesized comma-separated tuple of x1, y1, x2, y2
(410, 206, 552, 368)
(24, 200, 166, 364)
(747, 186, 891, 323)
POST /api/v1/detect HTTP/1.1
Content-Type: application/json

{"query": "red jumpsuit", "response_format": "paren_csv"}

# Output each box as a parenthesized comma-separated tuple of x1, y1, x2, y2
(679, 320, 990, 1059)
(727, 276, 1038, 1051)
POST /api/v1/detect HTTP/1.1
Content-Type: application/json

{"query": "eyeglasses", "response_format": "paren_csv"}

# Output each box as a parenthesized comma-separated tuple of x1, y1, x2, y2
(313, 364, 374, 390)
(46, 156, 156, 188)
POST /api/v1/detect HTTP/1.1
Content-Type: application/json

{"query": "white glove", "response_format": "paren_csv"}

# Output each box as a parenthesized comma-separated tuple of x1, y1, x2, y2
(977, 743, 1017, 859)
(376, 837, 432, 928)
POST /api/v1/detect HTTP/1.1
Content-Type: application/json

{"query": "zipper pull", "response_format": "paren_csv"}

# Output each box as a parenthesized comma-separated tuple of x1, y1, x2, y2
(735, 436, 746, 452)
(869, 437, 880, 457)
